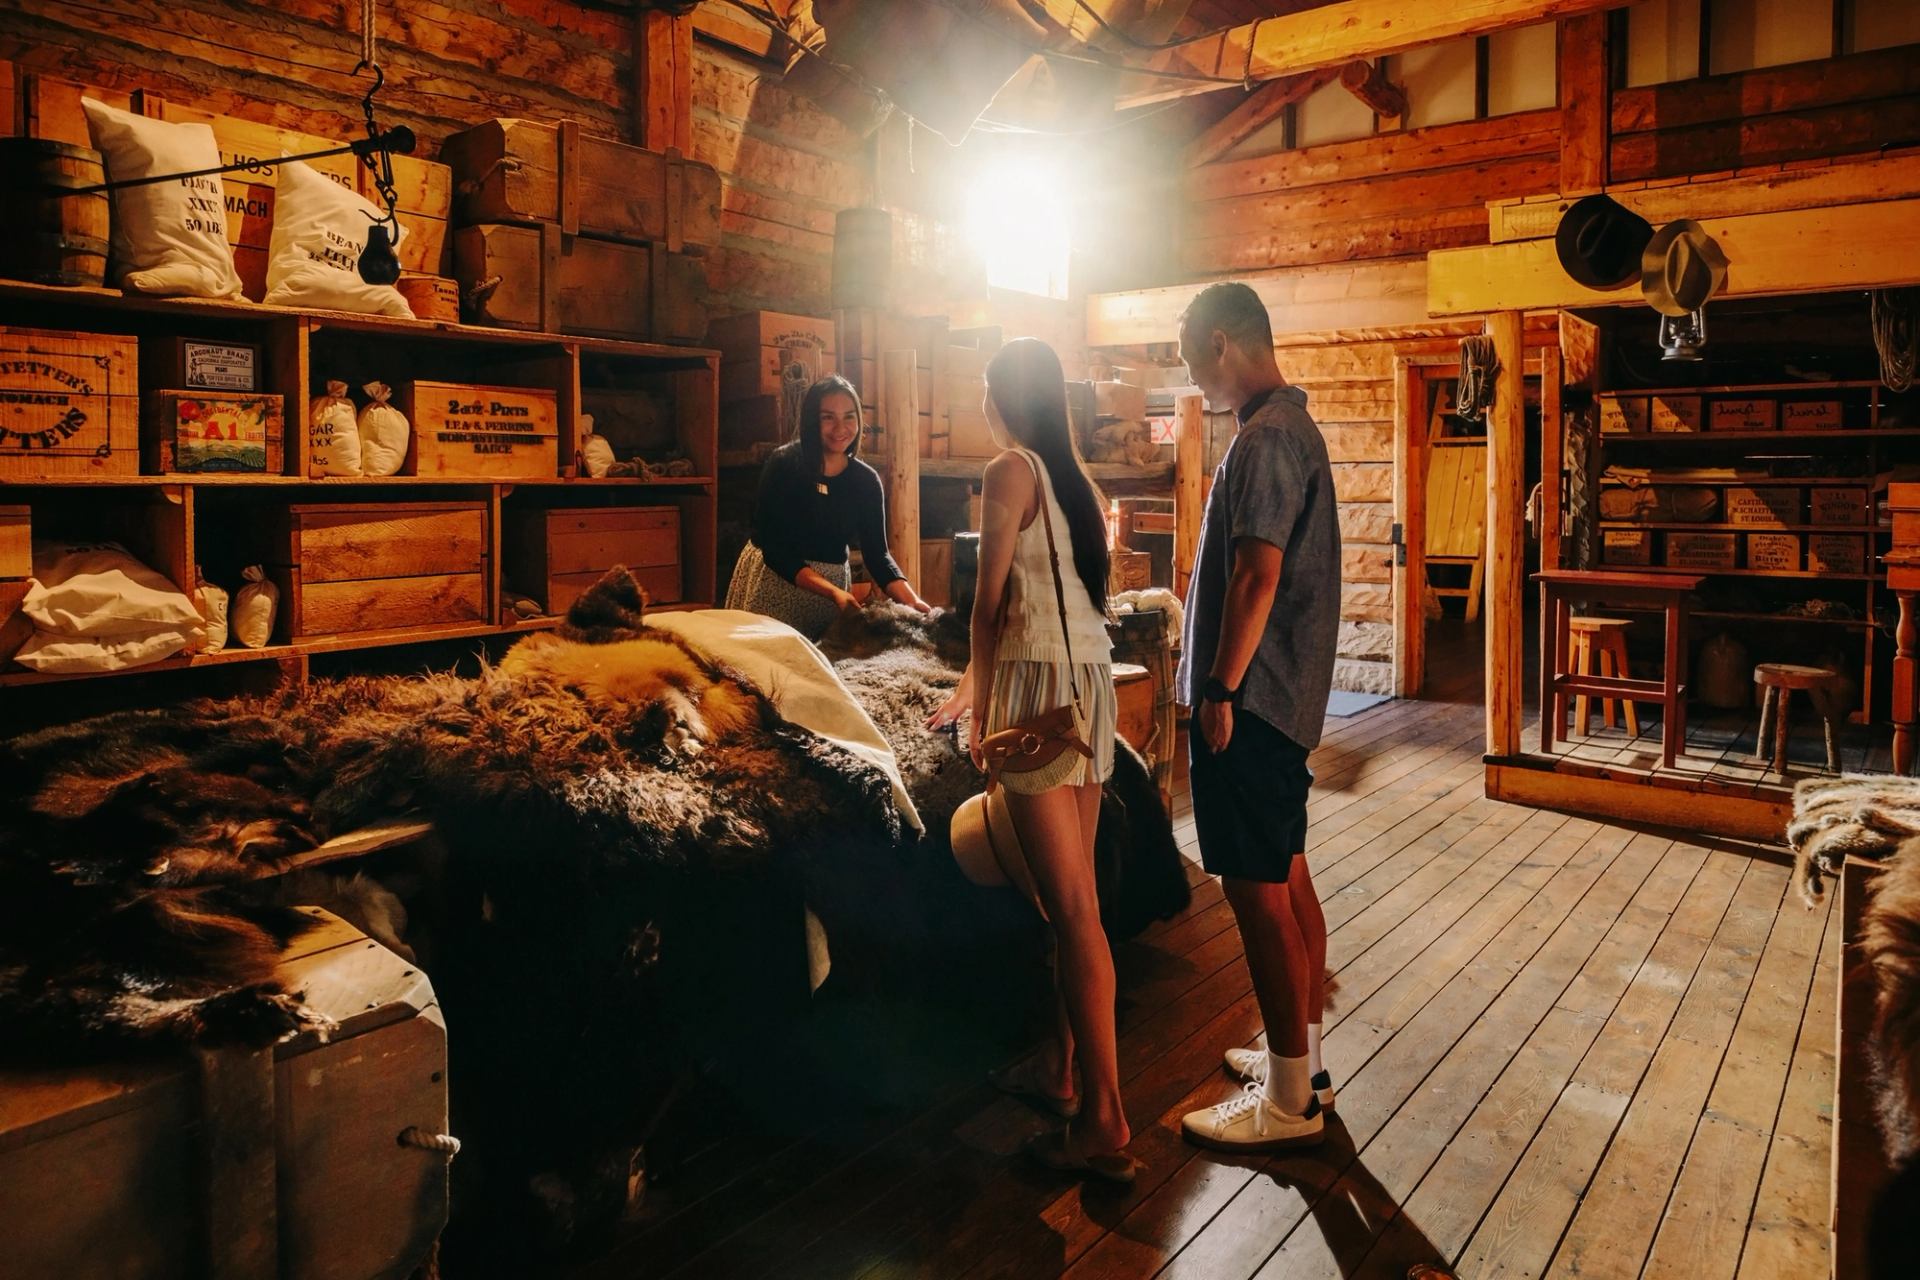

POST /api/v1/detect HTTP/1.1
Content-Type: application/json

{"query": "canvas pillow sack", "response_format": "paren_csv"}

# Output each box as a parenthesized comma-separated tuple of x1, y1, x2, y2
(81, 98, 245, 299)
(262, 161, 413, 317)
(15, 540, 207, 672)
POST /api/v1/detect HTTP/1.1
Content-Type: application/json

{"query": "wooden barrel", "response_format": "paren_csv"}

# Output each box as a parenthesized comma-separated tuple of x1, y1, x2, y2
(831, 206, 891, 311)
(1109, 607, 1176, 800)
(0, 138, 110, 287)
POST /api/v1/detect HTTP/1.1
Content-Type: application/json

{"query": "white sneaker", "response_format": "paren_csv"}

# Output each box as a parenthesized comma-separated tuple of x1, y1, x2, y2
(1223, 1049, 1338, 1112)
(1181, 1082, 1325, 1152)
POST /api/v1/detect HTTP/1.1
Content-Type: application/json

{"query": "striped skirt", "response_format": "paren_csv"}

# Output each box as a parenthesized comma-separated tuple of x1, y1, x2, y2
(986, 659, 1118, 794)
(724, 541, 849, 640)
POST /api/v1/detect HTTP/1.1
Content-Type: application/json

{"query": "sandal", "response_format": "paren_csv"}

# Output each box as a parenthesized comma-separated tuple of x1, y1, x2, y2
(1023, 1129, 1141, 1186)
(988, 1059, 1080, 1119)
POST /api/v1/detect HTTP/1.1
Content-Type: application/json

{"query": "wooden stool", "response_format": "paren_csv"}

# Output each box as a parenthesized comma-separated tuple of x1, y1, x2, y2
(1569, 617, 1639, 737)
(1752, 663, 1840, 774)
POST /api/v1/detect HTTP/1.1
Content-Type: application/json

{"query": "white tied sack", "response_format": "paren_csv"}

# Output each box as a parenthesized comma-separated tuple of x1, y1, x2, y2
(310, 380, 362, 476)
(581, 413, 615, 478)
(15, 540, 207, 672)
(261, 161, 413, 317)
(232, 565, 279, 649)
(81, 98, 244, 299)
(358, 382, 410, 476)
(193, 571, 230, 653)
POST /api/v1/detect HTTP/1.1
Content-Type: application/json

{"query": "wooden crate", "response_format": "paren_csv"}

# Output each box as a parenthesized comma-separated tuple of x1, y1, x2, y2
(398, 381, 559, 480)
(160, 337, 261, 393)
(1746, 531, 1801, 572)
(1602, 528, 1653, 566)
(919, 537, 952, 609)
(0, 326, 138, 478)
(1809, 533, 1866, 574)
(1725, 486, 1801, 527)
(505, 505, 681, 613)
(1811, 486, 1869, 526)
(1710, 398, 1778, 431)
(144, 391, 284, 475)
(1111, 549, 1152, 592)
(708, 312, 838, 405)
(1094, 381, 1147, 422)
(1665, 531, 1736, 569)
(948, 402, 998, 458)
(396, 273, 460, 323)
(1782, 399, 1842, 430)
(455, 224, 706, 342)
(441, 118, 720, 253)
(1598, 395, 1649, 434)
(1650, 395, 1702, 432)
(0, 505, 27, 578)
(270, 501, 489, 640)
(1115, 663, 1155, 756)
(0, 909, 447, 1280)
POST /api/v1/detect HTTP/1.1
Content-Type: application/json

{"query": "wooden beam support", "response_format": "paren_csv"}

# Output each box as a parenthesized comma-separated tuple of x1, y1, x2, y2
(1185, 65, 1343, 166)
(1339, 60, 1407, 119)
(1174, 392, 1205, 598)
(1087, 257, 1431, 348)
(882, 349, 921, 593)
(636, 8, 695, 154)
(1392, 357, 1425, 698)
(1116, 0, 1624, 108)
(694, 2, 779, 60)
(1485, 311, 1525, 759)
(1430, 198, 1920, 316)
(1558, 11, 1609, 194)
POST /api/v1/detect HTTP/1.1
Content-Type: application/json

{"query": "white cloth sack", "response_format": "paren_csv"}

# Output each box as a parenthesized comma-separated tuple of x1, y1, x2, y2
(193, 573, 230, 653)
(81, 98, 244, 299)
(232, 565, 279, 649)
(357, 382, 410, 476)
(261, 161, 413, 317)
(582, 434, 615, 478)
(15, 540, 206, 672)
(643, 608, 923, 834)
(309, 380, 362, 476)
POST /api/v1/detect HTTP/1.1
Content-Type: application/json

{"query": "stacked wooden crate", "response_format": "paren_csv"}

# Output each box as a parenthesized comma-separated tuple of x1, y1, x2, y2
(707, 311, 836, 454)
(0, 504, 27, 664)
(268, 502, 491, 642)
(442, 119, 721, 343)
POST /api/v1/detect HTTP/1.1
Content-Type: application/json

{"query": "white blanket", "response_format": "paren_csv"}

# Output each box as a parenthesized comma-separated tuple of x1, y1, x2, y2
(643, 609, 924, 835)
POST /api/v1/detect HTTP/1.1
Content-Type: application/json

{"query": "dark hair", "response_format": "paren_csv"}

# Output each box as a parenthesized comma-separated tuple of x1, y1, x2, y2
(985, 338, 1109, 616)
(797, 374, 863, 474)
(1180, 280, 1272, 352)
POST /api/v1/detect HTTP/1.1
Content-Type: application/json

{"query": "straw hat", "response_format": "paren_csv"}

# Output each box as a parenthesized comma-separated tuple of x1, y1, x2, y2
(950, 790, 1046, 916)
(1554, 194, 1654, 290)
(1641, 219, 1729, 317)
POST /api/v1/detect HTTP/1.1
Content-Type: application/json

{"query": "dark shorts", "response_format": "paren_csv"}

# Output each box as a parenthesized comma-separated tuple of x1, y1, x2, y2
(1189, 709, 1313, 884)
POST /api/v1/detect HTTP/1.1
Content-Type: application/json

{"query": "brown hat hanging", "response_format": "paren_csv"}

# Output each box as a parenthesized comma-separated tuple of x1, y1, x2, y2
(1554, 194, 1655, 290)
(1640, 219, 1730, 316)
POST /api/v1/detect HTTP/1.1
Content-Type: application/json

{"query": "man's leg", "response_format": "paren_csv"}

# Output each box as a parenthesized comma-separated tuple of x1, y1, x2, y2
(1286, 855, 1328, 1079)
(1223, 870, 1314, 1114)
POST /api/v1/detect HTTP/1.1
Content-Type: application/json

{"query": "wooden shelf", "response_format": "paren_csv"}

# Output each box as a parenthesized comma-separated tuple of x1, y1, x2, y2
(1601, 429, 1920, 443)
(1694, 610, 1877, 629)
(0, 475, 716, 490)
(1604, 379, 1888, 397)
(0, 644, 297, 687)
(1599, 476, 1870, 487)
(1627, 564, 1877, 580)
(1598, 521, 1878, 533)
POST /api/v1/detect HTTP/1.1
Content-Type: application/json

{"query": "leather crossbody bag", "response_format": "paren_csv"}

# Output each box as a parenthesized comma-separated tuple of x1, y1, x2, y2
(979, 450, 1095, 792)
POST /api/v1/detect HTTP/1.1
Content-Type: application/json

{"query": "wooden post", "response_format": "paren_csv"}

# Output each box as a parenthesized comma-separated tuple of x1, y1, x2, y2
(882, 349, 920, 593)
(1486, 311, 1526, 759)
(1539, 344, 1563, 574)
(1558, 12, 1610, 194)
(635, 9, 694, 154)
(1393, 359, 1426, 698)
(1174, 392, 1205, 597)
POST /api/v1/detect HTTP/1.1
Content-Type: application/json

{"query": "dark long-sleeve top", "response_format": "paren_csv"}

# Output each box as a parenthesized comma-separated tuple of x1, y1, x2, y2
(751, 442, 904, 589)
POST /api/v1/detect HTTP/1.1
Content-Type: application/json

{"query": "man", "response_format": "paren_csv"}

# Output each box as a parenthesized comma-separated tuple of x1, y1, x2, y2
(1175, 281, 1342, 1151)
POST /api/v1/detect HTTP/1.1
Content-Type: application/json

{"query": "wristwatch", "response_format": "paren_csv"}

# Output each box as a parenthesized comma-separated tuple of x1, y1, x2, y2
(1202, 677, 1241, 706)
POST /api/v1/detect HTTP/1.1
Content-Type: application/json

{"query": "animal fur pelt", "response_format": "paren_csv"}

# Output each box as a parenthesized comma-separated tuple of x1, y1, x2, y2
(819, 601, 1191, 940)
(1861, 836, 1920, 1274)
(1787, 773, 1920, 906)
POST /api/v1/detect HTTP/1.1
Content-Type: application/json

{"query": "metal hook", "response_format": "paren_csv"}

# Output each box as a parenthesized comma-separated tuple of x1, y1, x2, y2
(352, 59, 386, 102)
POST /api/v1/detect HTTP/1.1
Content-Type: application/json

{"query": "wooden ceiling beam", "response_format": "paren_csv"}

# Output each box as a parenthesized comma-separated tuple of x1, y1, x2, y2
(1116, 0, 1627, 108)
(1184, 63, 1344, 166)
(1339, 59, 1407, 118)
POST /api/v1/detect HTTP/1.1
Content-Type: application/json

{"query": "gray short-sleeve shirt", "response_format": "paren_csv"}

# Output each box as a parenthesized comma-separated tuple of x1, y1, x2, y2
(1176, 385, 1342, 750)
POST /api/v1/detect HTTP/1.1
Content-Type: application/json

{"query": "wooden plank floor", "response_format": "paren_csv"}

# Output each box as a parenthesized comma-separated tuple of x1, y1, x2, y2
(575, 630, 1836, 1280)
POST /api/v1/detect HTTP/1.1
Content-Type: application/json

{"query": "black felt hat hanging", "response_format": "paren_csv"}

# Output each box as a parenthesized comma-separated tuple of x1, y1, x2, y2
(1554, 194, 1655, 290)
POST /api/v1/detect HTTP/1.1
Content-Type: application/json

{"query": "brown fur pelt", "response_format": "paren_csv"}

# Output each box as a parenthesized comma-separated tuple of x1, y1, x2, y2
(1788, 774, 1920, 907)
(1863, 836, 1920, 1170)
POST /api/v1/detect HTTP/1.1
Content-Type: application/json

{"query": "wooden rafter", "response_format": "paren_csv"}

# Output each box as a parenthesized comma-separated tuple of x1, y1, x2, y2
(1116, 0, 1626, 108)
(1339, 59, 1406, 118)
(1184, 63, 1343, 166)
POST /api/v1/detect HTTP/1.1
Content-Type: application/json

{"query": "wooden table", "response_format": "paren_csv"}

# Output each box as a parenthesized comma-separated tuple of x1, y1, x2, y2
(1888, 548, 1920, 775)
(1537, 569, 1704, 769)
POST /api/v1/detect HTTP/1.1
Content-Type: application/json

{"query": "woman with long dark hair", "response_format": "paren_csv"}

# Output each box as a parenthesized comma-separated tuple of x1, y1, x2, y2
(725, 374, 931, 638)
(927, 337, 1132, 1181)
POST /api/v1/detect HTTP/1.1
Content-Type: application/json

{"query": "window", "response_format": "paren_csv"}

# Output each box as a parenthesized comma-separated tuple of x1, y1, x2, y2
(1293, 77, 1375, 148)
(963, 157, 1070, 299)
(1625, 0, 1915, 86)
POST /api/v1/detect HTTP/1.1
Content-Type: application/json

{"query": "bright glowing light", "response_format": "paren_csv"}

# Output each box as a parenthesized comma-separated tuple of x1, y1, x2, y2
(964, 157, 1070, 300)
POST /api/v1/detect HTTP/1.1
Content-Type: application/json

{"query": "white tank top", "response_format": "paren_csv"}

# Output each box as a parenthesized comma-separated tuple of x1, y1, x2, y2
(997, 446, 1112, 666)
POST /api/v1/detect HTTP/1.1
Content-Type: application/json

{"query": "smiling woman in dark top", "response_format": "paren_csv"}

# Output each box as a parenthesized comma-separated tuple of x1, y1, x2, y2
(724, 375, 930, 638)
